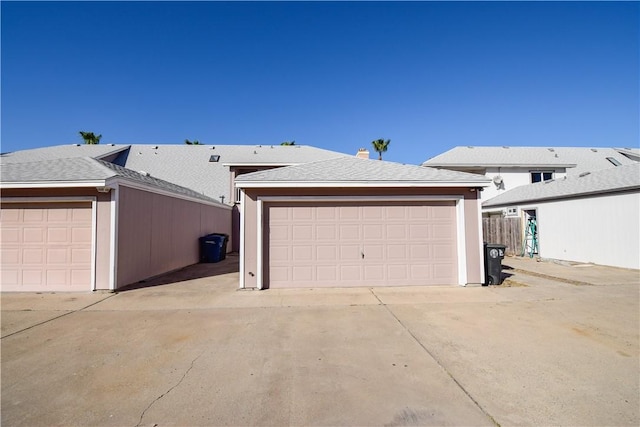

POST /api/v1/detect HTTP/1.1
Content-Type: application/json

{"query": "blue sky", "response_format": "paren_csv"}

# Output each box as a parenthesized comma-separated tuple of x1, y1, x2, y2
(2, 1, 638, 164)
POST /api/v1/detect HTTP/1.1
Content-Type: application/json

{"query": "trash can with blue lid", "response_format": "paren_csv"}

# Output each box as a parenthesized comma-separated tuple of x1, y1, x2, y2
(483, 243, 506, 285)
(210, 233, 229, 260)
(199, 234, 223, 263)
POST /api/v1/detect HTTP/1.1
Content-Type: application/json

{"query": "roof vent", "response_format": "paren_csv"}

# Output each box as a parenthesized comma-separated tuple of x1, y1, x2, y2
(211, 146, 215, 149)
(606, 157, 622, 166)
(591, 149, 598, 152)
(209, 155, 220, 162)
(579, 172, 591, 178)
(548, 148, 555, 152)
(502, 146, 510, 149)
(153, 146, 158, 149)
(139, 171, 150, 177)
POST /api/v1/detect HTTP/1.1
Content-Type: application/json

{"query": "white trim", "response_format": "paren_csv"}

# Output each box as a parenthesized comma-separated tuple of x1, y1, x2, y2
(476, 196, 486, 285)
(259, 195, 463, 202)
(455, 199, 467, 286)
(0, 181, 108, 189)
(110, 178, 232, 210)
(237, 181, 490, 189)
(1, 178, 232, 210)
(238, 190, 246, 289)
(109, 185, 119, 291)
(1, 196, 97, 292)
(255, 195, 467, 288)
(256, 199, 264, 290)
(90, 198, 98, 291)
(1, 196, 97, 203)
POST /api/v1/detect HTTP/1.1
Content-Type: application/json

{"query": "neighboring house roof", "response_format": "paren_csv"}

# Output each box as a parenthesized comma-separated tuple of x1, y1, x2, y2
(117, 144, 349, 199)
(483, 163, 640, 208)
(1, 144, 350, 201)
(235, 156, 491, 188)
(423, 146, 637, 176)
(0, 157, 224, 205)
(615, 147, 640, 162)
(0, 144, 129, 163)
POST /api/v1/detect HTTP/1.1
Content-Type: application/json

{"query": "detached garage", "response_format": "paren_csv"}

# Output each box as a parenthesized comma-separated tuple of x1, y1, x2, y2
(236, 157, 490, 289)
(1, 157, 231, 292)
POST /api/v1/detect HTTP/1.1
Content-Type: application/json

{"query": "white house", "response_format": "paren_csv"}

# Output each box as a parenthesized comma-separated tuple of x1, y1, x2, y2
(423, 146, 638, 202)
(482, 163, 640, 270)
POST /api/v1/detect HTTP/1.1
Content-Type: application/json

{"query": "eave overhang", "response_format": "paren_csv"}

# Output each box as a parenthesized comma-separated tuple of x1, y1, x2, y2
(236, 180, 491, 189)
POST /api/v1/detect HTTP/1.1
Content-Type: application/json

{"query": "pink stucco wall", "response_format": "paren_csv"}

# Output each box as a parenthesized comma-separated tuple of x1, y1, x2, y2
(116, 186, 232, 289)
(241, 187, 483, 288)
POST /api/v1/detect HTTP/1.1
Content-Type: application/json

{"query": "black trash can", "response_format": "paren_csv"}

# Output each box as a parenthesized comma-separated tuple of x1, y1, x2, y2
(483, 243, 506, 286)
(199, 234, 223, 263)
(211, 233, 229, 260)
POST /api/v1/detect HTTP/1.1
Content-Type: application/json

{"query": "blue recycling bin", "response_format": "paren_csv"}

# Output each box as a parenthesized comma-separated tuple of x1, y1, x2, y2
(210, 233, 229, 260)
(199, 234, 224, 263)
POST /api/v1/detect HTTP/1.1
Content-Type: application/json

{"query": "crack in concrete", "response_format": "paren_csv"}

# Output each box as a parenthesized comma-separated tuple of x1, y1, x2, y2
(135, 351, 204, 427)
(1, 293, 117, 339)
(368, 288, 501, 427)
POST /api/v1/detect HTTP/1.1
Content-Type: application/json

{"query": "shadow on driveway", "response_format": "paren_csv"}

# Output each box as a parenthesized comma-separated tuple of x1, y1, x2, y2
(117, 253, 239, 292)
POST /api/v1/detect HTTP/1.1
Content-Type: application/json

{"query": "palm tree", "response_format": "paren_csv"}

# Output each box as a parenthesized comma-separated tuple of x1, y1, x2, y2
(281, 140, 296, 146)
(79, 131, 101, 145)
(185, 139, 201, 145)
(371, 138, 390, 160)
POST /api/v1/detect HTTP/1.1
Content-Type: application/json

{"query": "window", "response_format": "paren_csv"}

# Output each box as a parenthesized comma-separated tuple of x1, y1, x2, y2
(530, 171, 553, 183)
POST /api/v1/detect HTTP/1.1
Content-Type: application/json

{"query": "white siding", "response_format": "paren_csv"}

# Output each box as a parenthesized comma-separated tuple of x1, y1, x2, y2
(536, 192, 640, 269)
(482, 167, 567, 201)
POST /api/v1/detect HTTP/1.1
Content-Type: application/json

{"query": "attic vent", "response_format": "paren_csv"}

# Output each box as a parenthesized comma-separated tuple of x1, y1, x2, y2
(579, 172, 591, 177)
(209, 155, 220, 162)
(606, 157, 622, 166)
(467, 146, 474, 149)
(547, 148, 555, 152)
(591, 149, 598, 152)
(502, 146, 510, 149)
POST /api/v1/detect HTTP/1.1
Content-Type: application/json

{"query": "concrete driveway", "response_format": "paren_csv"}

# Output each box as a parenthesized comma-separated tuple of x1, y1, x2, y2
(2, 254, 639, 426)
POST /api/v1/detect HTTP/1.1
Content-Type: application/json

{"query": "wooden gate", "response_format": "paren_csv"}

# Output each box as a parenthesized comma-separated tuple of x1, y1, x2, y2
(482, 217, 522, 255)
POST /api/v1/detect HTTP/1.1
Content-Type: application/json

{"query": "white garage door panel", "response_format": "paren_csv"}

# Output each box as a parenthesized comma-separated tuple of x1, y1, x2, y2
(267, 202, 458, 288)
(0, 203, 93, 291)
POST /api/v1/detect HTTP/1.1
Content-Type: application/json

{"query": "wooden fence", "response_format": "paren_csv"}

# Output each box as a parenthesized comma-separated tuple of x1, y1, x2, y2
(482, 217, 522, 255)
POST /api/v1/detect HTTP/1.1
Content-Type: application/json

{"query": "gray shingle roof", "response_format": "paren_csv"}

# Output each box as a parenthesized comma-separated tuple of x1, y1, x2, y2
(1, 144, 350, 201)
(423, 146, 637, 176)
(1, 144, 129, 163)
(118, 144, 349, 199)
(1, 157, 116, 182)
(0, 157, 222, 204)
(483, 163, 640, 207)
(236, 156, 491, 186)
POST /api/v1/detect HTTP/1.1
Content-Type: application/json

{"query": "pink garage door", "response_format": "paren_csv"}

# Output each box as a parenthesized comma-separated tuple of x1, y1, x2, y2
(1, 203, 93, 292)
(266, 201, 458, 288)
